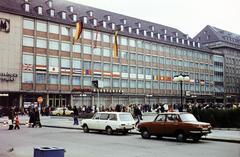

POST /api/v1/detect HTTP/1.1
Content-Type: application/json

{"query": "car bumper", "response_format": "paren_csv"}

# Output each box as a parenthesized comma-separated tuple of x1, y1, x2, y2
(190, 130, 211, 134)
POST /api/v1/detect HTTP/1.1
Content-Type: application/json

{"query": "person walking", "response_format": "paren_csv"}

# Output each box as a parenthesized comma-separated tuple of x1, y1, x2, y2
(8, 108, 14, 130)
(73, 106, 79, 125)
(14, 114, 20, 130)
(28, 108, 35, 127)
(33, 107, 42, 128)
(134, 105, 142, 126)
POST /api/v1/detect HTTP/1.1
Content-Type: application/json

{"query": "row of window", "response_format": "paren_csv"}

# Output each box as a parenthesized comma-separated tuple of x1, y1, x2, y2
(22, 73, 212, 92)
(23, 19, 211, 60)
(23, 54, 213, 80)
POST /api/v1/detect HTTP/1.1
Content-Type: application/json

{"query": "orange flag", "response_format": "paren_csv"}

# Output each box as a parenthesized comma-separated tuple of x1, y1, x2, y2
(113, 31, 119, 57)
(73, 21, 83, 45)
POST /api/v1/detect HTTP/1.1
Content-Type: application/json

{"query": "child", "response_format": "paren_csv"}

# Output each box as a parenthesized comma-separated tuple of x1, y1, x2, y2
(14, 114, 20, 130)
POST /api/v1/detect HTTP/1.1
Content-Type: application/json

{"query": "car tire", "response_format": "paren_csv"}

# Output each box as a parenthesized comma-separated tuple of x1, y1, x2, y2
(106, 126, 113, 135)
(82, 124, 89, 133)
(192, 135, 201, 142)
(56, 113, 60, 116)
(156, 135, 162, 139)
(141, 129, 151, 139)
(122, 130, 129, 135)
(176, 131, 186, 142)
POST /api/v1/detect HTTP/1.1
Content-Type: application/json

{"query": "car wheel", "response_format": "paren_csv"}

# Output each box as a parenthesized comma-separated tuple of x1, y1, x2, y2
(141, 129, 151, 139)
(106, 126, 113, 135)
(176, 132, 186, 142)
(192, 135, 201, 142)
(56, 113, 60, 116)
(156, 135, 162, 139)
(82, 124, 89, 133)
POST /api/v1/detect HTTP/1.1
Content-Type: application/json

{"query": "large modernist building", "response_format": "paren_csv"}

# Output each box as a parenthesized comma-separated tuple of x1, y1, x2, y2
(0, 0, 224, 108)
(194, 25, 240, 104)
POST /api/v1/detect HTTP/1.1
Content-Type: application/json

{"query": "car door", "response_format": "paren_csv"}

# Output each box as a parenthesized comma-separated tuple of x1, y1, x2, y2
(98, 113, 109, 130)
(88, 113, 101, 130)
(149, 114, 166, 135)
(164, 114, 180, 136)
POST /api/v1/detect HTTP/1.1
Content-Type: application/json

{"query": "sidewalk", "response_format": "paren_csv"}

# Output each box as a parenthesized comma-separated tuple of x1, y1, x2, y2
(0, 115, 239, 143)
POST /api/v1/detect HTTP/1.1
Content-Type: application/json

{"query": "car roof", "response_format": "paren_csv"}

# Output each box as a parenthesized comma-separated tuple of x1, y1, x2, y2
(96, 112, 131, 114)
(158, 112, 189, 115)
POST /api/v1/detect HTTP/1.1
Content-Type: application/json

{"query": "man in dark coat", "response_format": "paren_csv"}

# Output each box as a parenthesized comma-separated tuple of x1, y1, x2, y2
(32, 107, 42, 128)
(73, 106, 79, 125)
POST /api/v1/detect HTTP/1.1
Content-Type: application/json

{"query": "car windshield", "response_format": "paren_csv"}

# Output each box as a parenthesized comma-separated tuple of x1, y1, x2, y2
(119, 114, 134, 121)
(180, 113, 198, 122)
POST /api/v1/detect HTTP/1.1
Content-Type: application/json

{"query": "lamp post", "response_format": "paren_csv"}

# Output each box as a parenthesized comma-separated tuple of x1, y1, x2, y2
(173, 74, 190, 110)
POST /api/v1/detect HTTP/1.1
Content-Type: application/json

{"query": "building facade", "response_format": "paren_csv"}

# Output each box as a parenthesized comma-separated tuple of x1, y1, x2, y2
(0, 0, 223, 108)
(195, 25, 240, 104)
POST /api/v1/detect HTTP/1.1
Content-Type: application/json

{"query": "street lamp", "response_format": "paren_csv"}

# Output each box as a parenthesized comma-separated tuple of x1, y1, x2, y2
(173, 74, 190, 111)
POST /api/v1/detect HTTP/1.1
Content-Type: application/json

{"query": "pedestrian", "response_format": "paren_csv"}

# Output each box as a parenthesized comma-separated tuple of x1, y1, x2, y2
(8, 107, 14, 130)
(134, 105, 142, 126)
(14, 114, 20, 130)
(33, 107, 42, 128)
(73, 106, 79, 125)
(28, 108, 35, 127)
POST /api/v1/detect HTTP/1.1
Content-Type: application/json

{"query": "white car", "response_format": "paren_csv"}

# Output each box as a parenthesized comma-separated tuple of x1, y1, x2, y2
(81, 112, 135, 135)
(50, 107, 74, 116)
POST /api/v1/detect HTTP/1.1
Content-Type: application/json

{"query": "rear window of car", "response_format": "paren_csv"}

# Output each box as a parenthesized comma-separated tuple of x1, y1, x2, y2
(119, 114, 134, 121)
(180, 113, 197, 122)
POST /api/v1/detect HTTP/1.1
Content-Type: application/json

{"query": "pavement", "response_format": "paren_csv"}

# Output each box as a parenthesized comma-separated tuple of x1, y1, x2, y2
(0, 114, 240, 143)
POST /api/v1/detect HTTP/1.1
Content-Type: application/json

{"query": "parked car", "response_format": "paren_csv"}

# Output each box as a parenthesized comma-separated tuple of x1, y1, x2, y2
(137, 112, 211, 142)
(50, 107, 73, 116)
(81, 112, 135, 135)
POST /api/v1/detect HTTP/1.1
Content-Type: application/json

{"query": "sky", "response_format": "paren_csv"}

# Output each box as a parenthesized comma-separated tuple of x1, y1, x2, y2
(68, 0, 239, 38)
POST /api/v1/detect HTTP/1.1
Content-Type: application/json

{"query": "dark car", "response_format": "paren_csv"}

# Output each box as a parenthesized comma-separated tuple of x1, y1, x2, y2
(137, 112, 211, 142)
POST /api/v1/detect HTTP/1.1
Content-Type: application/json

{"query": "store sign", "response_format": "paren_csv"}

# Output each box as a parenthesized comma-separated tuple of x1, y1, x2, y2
(0, 18, 10, 33)
(0, 72, 18, 81)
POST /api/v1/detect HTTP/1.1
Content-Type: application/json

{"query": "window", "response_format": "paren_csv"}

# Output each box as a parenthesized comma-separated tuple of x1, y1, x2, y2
(72, 14, 77, 22)
(100, 113, 108, 120)
(121, 37, 127, 46)
(23, 19, 34, 30)
(50, 9, 55, 17)
(93, 31, 101, 41)
(145, 55, 151, 62)
(49, 74, 58, 84)
(69, 6, 74, 12)
(24, 3, 30, 12)
(121, 51, 128, 59)
(23, 37, 34, 47)
(22, 73, 33, 83)
(137, 40, 143, 48)
(61, 58, 70, 68)
(37, 7, 43, 15)
(61, 76, 69, 85)
(72, 60, 81, 69)
(112, 64, 119, 72)
(146, 81, 151, 89)
(61, 12, 66, 20)
(61, 26, 70, 36)
(103, 48, 111, 57)
(61, 42, 71, 51)
(130, 80, 136, 88)
(103, 63, 110, 71)
(152, 56, 157, 63)
(83, 61, 91, 69)
(153, 82, 158, 89)
(93, 48, 101, 55)
(48, 1, 53, 8)
(130, 53, 136, 61)
(36, 38, 47, 48)
(145, 68, 151, 75)
(23, 55, 33, 64)
(113, 79, 119, 87)
(49, 57, 58, 67)
(121, 79, 128, 88)
(103, 78, 110, 87)
(83, 45, 91, 54)
(103, 34, 110, 43)
(138, 54, 144, 62)
(36, 22, 47, 32)
(83, 76, 91, 86)
(49, 24, 59, 34)
(36, 74, 46, 84)
(144, 42, 151, 50)
(73, 44, 81, 53)
(36, 56, 46, 65)
(121, 65, 128, 73)
(130, 66, 136, 74)
(138, 81, 144, 88)
(83, 30, 92, 39)
(138, 67, 144, 74)
(129, 39, 135, 47)
(93, 62, 101, 70)
(109, 114, 117, 121)
(72, 76, 81, 85)
(49, 40, 59, 50)
(156, 114, 165, 122)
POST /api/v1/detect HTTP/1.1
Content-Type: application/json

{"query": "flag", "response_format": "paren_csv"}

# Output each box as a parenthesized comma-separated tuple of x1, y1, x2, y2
(36, 65, 47, 73)
(93, 70, 102, 76)
(72, 68, 82, 75)
(73, 21, 83, 45)
(61, 67, 71, 75)
(49, 66, 59, 74)
(112, 72, 120, 78)
(103, 71, 112, 77)
(22, 64, 33, 71)
(113, 31, 119, 57)
(200, 80, 205, 85)
(83, 69, 92, 75)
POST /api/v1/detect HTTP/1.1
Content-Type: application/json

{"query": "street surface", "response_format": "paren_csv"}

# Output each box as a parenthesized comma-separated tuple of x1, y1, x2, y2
(0, 125, 239, 157)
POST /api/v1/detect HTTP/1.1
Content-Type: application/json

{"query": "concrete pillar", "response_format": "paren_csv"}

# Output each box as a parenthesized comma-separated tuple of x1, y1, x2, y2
(19, 94, 23, 107)
(46, 94, 49, 107)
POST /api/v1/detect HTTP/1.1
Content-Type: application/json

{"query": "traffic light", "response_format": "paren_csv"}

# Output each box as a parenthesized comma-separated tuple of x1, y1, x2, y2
(92, 80, 99, 88)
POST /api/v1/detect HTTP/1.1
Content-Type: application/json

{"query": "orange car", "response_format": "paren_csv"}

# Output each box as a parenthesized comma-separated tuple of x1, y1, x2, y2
(137, 112, 211, 142)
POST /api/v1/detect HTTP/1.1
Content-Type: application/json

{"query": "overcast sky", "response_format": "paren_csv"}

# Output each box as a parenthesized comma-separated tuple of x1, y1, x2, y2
(68, 0, 239, 38)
